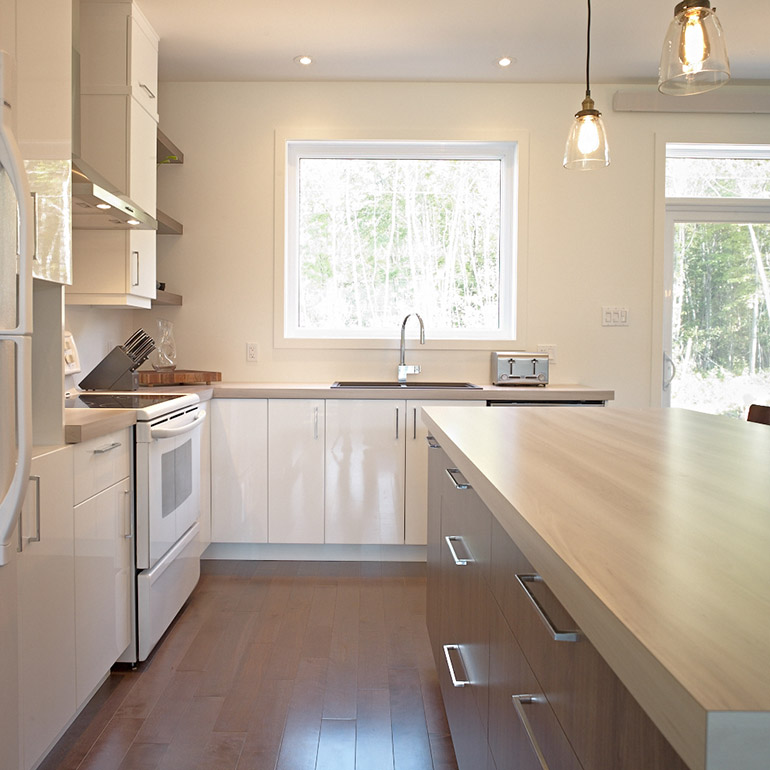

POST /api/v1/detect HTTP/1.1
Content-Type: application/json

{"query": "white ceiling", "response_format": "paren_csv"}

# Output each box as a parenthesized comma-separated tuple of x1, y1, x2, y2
(136, 0, 770, 85)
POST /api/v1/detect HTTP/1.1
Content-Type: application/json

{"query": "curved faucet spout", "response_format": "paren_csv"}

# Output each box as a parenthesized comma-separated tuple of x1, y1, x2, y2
(398, 313, 425, 381)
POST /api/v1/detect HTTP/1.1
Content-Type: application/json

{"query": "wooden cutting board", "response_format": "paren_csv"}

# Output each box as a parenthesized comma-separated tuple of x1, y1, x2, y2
(138, 369, 222, 386)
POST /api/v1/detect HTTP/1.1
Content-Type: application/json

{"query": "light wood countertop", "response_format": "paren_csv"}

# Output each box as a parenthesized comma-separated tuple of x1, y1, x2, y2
(421, 406, 770, 770)
(211, 381, 613, 401)
(64, 383, 611, 443)
(64, 409, 136, 444)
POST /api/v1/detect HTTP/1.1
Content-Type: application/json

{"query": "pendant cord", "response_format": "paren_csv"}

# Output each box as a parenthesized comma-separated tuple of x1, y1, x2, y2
(586, 0, 592, 98)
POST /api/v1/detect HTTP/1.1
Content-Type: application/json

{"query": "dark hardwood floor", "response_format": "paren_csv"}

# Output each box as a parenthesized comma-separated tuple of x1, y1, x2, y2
(40, 560, 458, 770)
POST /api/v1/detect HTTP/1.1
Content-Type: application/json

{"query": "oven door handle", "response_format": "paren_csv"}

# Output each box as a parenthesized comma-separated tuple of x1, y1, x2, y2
(150, 408, 206, 439)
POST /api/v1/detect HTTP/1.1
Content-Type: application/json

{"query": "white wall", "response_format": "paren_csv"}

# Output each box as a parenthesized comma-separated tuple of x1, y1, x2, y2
(120, 80, 770, 407)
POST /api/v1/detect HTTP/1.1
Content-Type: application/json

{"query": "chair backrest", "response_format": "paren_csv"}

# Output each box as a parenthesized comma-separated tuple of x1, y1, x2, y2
(747, 404, 770, 425)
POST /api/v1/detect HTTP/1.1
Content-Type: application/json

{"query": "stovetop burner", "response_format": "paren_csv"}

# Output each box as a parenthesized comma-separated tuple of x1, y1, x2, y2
(65, 393, 184, 409)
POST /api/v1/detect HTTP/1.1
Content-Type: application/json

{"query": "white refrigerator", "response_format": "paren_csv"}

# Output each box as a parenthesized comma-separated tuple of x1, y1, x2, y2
(0, 49, 33, 770)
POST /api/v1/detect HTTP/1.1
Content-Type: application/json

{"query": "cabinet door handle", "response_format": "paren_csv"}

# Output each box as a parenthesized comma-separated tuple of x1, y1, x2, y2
(139, 82, 156, 100)
(24, 475, 41, 545)
(516, 574, 581, 642)
(123, 489, 133, 539)
(445, 535, 471, 566)
(30, 191, 39, 261)
(395, 407, 399, 439)
(412, 407, 417, 439)
(313, 406, 319, 440)
(445, 467, 470, 490)
(93, 441, 122, 454)
(426, 434, 440, 449)
(131, 251, 140, 287)
(442, 644, 470, 687)
(512, 695, 551, 770)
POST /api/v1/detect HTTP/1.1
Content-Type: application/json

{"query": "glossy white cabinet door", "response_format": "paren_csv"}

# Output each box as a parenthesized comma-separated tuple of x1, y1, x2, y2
(268, 399, 325, 544)
(404, 400, 486, 545)
(211, 399, 268, 542)
(325, 399, 406, 545)
(74, 477, 132, 707)
(17, 446, 75, 770)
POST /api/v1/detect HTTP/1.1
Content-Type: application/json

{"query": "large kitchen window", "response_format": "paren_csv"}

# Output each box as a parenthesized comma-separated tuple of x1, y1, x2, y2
(663, 143, 770, 416)
(280, 139, 523, 343)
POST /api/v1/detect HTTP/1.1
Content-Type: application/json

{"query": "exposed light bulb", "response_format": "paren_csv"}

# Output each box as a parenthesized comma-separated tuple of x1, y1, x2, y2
(680, 8, 710, 72)
(576, 115, 601, 155)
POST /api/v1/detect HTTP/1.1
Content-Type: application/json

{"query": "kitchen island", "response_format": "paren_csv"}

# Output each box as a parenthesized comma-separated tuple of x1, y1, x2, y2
(422, 405, 770, 770)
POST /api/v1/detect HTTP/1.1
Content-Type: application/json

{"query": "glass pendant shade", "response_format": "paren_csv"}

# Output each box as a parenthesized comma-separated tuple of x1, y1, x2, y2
(564, 96, 610, 170)
(658, 1, 730, 95)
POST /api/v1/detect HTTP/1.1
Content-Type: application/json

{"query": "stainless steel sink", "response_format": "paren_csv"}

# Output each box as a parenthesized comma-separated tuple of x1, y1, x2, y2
(331, 381, 481, 389)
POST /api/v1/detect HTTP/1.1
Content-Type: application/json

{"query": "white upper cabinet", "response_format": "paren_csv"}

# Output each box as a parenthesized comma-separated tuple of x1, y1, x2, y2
(79, 1, 159, 122)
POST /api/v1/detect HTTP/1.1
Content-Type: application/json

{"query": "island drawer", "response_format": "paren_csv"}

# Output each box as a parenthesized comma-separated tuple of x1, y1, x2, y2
(490, 517, 689, 770)
(488, 599, 582, 770)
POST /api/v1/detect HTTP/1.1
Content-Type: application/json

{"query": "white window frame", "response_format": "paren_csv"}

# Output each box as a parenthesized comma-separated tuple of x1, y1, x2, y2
(273, 129, 529, 350)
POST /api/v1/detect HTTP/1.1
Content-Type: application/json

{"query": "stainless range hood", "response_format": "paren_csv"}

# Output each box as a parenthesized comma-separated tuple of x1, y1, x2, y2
(71, 158, 157, 230)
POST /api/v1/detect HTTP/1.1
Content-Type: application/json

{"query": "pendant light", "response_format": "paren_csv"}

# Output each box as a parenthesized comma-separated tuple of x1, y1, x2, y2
(658, 1, 730, 95)
(563, 0, 609, 170)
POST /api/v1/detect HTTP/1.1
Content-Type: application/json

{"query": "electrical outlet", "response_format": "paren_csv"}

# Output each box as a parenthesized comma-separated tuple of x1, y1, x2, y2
(246, 342, 259, 362)
(601, 306, 629, 327)
(536, 344, 557, 364)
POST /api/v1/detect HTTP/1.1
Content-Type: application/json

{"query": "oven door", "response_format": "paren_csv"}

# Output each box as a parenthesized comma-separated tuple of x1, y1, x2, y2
(136, 406, 205, 570)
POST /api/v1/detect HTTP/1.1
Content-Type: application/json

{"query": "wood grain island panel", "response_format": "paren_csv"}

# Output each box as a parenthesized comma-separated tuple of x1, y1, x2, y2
(422, 406, 770, 770)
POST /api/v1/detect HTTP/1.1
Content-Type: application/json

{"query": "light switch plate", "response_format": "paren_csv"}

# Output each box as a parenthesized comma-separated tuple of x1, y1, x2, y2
(601, 306, 629, 326)
(536, 344, 557, 364)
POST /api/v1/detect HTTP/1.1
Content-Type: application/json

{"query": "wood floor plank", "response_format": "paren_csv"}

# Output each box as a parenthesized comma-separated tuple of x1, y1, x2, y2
(213, 642, 272, 733)
(195, 609, 259, 697)
(315, 719, 357, 770)
(389, 667, 434, 770)
(358, 580, 389, 690)
(355, 688, 394, 770)
(132, 669, 203, 745)
(302, 582, 337, 658)
(429, 733, 460, 770)
(323, 582, 360, 719)
(193, 732, 246, 770)
(114, 741, 168, 770)
(235, 677, 294, 770)
(155, 696, 224, 770)
(275, 656, 328, 770)
(75, 717, 145, 770)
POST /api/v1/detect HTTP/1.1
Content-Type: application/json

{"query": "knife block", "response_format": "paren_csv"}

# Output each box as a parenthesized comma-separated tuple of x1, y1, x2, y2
(79, 347, 140, 391)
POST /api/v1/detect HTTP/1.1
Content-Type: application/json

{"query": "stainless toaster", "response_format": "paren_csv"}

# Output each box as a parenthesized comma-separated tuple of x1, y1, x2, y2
(492, 351, 549, 386)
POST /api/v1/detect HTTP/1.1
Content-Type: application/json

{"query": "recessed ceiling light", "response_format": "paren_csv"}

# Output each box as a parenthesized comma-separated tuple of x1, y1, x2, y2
(127, 219, 140, 226)
(497, 56, 516, 68)
(95, 203, 111, 210)
(294, 55, 312, 66)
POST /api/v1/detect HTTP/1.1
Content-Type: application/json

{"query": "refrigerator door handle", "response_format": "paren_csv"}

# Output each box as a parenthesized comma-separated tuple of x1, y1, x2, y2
(0, 337, 32, 565)
(0, 53, 33, 335)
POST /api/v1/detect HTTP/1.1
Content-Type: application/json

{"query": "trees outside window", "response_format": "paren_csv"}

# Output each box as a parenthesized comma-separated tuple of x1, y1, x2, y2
(665, 145, 770, 417)
(284, 141, 518, 341)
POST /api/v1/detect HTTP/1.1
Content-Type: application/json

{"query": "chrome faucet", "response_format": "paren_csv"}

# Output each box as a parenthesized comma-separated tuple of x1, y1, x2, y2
(398, 313, 425, 382)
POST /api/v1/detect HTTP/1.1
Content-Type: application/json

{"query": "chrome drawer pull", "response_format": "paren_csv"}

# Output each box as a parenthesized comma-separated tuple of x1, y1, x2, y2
(512, 695, 551, 770)
(445, 535, 471, 566)
(515, 574, 581, 642)
(426, 434, 440, 449)
(445, 467, 470, 490)
(443, 644, 470, 687)
(93, 441, 122, 454)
